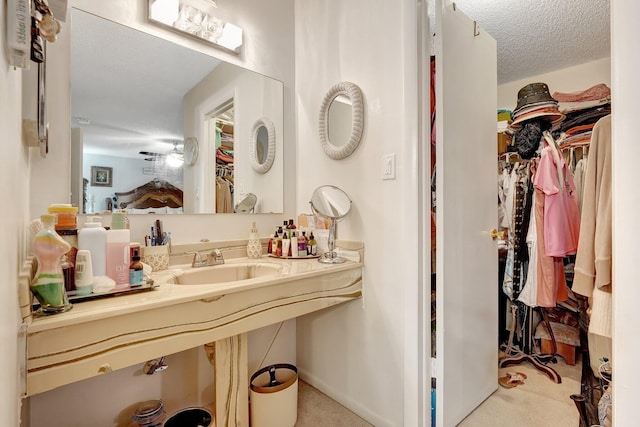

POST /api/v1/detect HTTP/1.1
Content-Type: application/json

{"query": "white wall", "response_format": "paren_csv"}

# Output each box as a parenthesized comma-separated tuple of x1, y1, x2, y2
(1, 1, 31, 424)
(611, 2, 640, 425)
(497, 57, 611, 110)
(294, 1, 421, 426)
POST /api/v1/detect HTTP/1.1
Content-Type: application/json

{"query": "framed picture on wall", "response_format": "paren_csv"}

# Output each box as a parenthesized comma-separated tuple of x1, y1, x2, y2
(91, 166, 113, 187)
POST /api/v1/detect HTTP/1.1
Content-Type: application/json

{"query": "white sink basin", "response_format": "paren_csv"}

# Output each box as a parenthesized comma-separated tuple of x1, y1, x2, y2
(173, 263, 283, 285)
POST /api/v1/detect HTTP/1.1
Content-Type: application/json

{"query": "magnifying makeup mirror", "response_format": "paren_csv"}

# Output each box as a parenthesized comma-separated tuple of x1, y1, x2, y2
(235, 193, 257, 213)
(309, 185, 352, 264)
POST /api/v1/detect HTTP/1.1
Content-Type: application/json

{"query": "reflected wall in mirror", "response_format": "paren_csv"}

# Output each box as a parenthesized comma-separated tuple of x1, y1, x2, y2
(71, 8, 284, 215)
(318, 81, 364, 160)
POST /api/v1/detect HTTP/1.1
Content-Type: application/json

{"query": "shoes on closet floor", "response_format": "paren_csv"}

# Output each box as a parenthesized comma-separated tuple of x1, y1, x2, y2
(499, 372, 527, 388)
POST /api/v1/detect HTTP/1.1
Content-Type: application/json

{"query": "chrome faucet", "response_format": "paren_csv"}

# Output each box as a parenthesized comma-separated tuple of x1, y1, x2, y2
(186, 251, 208, 268)
(186, 249, 224, 268)
(207, 248, 225, 265)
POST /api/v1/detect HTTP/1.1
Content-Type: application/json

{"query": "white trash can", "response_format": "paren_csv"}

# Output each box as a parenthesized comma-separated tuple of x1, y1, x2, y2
(250, 364, 298, 427)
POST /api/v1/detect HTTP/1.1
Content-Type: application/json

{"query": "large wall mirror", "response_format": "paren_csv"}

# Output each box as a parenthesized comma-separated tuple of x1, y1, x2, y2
(70, 8, 284, 215)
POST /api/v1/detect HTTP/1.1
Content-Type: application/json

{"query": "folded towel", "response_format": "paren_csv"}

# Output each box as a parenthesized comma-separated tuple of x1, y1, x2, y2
(92, 276, 116, 293)
(333, 249, 361, 263)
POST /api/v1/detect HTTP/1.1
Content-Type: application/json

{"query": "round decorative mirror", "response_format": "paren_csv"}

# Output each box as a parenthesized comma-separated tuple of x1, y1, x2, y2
(249, 117, 276, 173)
(309, 185, 353, 264)
(319, 82, 364, 160)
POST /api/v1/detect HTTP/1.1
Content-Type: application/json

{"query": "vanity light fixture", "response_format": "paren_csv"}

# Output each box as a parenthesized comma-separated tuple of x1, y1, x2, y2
(148, 0, 243, 54)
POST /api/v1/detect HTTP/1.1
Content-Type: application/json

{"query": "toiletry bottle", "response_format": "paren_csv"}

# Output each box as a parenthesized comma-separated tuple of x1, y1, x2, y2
(287, 219, 297, 240)
(57, 229, 78, 280)
(267, 231, 275, 254)
(61, 254, 75, 292)
(129, 249, 144, 287)
(247, 222, 262, 259)
(31, 214, 72, 314)
(291, 232, 299, 257)
(78, 218, 107, 277)
(276, 227, 284, 256)
(106, 212, 130, 288)
(282, 233, 291, 258)
(307, 232, 317, 256)
(74, 249, 94, 296)
(282, 220, 289, 238)
(299, 231, 308, 256)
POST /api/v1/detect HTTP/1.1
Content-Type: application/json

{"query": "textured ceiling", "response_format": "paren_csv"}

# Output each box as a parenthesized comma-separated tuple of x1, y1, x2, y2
(453, 0, 610, 84)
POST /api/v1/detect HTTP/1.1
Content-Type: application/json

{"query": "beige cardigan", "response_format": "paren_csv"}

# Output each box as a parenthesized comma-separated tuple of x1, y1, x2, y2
(573, 114, 612, 337)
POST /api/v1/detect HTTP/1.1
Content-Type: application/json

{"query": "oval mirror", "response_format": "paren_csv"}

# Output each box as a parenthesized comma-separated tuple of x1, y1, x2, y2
(249, 117, 276, 173)
(310, 185, 353, 264)
(319, 82, 364, 160)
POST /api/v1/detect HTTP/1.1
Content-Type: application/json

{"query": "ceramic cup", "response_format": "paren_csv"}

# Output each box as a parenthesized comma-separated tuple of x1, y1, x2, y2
(141, 246, 169, 271)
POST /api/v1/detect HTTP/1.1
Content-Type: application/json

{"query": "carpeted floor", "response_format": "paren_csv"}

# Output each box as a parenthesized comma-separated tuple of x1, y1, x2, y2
(295, 381, 374, 427)
(296, 358, 581, 427)
(458, 358, 582, 426)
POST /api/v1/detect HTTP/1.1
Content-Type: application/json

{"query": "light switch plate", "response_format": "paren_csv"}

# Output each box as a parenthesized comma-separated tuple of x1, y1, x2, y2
(382, 153, 396, 180)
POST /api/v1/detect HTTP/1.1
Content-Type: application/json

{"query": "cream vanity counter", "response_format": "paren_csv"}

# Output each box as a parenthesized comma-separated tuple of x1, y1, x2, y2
(23, 247, 363, 425)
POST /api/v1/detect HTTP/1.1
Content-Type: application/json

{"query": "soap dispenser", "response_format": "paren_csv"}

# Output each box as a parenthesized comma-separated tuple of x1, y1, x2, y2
(247, 222, 262, 259)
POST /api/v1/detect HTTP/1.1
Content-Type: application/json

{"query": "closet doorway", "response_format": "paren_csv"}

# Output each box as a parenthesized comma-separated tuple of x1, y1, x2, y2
(429, 1, 611, 426)
(207, 99, 235, 213)
(431, 3, 498, 426)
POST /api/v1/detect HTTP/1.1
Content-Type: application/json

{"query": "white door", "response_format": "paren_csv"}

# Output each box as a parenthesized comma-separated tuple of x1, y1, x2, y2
(433, 1, 498, 425)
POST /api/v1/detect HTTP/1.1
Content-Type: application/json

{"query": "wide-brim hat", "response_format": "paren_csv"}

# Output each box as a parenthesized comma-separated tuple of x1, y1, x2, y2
(514, 82, 557, 111)
(509, 108, 565, 129)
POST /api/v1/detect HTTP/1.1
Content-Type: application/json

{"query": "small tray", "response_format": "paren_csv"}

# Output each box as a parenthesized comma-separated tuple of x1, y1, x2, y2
(32, 281, 158, 309)
(268, 254, 320, 260)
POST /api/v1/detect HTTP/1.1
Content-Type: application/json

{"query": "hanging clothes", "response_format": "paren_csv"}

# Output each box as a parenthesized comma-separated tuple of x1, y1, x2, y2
(517, 189, 538, 306)
(573, 114, 612, 338)
(216, 176, 233, 213)
(502, 162, 531, 300)
(534, 131, 581, 258)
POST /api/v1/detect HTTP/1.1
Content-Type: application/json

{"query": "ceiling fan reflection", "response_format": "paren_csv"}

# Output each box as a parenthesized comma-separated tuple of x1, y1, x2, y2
(139, 142, 184, 167)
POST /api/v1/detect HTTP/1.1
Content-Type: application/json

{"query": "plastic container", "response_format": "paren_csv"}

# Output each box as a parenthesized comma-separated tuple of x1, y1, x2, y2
(31, 214, 72, 314)
(78, 219, 107, 276)
(106, 212, 130, 288)
(47, 204, 78, 230)
(250, 364, 298, 427)
(131, 399, 165, 427)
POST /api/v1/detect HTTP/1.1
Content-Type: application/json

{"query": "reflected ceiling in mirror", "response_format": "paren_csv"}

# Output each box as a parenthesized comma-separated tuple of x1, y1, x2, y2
(71, 9, 284, 215)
